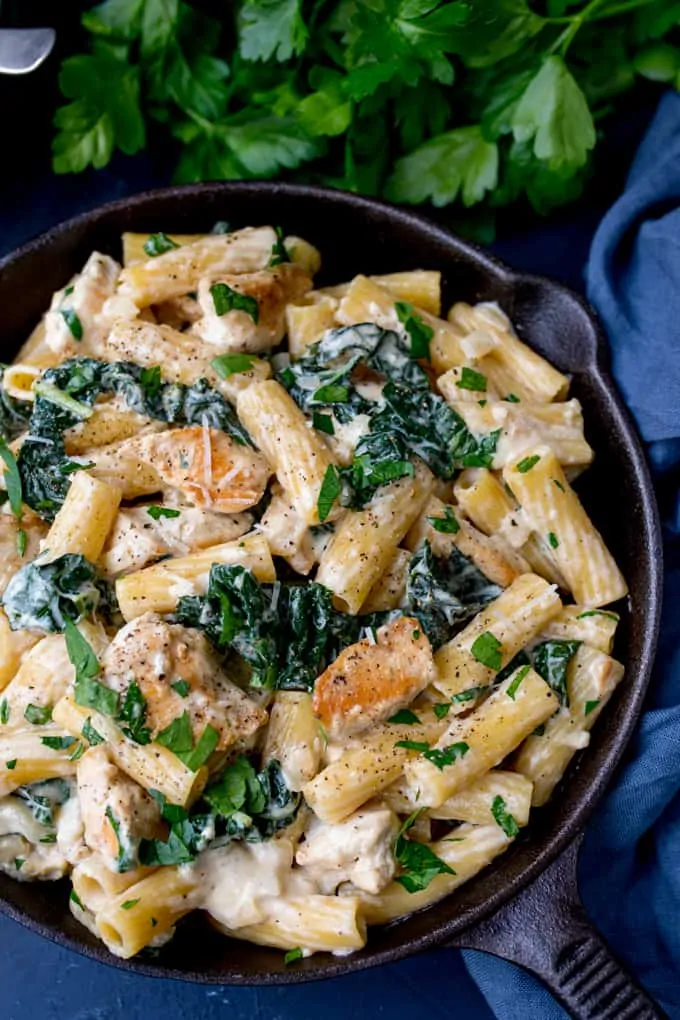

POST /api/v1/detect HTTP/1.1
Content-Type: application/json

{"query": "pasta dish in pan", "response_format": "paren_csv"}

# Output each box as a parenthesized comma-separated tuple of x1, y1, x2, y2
(0, 225, 627, 961)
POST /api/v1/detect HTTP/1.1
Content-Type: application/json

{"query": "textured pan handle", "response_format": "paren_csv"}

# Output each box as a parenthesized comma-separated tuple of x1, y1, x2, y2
(447, 835, 666, 1020)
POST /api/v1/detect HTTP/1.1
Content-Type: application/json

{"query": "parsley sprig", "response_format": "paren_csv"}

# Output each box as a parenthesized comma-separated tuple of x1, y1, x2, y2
(50, 2, 673, 233)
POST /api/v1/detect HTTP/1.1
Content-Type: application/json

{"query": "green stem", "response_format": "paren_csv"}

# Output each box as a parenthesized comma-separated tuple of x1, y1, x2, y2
(590, 0, 655, 20)
(549, 0, 611, 57)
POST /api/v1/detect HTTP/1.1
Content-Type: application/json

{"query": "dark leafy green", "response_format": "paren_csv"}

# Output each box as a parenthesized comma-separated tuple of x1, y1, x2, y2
(2, 554, 116, 633)
(0, 368, 31, 442)
(17, 357, 252, 520)
(531, 639, 581, 706)
(140, 758, 299, 865)
(404, 542, 501, 649)
(175, 564, 370, 692)
(14, 778, 71, 828)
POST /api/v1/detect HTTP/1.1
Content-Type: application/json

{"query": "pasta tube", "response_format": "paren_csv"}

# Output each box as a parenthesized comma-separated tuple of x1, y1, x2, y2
(237, 380, 337, 526)
(404, 665, 559, 806)
(96, 866, 198, 959)
(434, 573, 561, 698)
(40, 471, 121, 562)
(115, 533, 276, 621)
(217, 895, 366, 954)
(52, 695, 207, 807)
(513, 645, 624, 805)
(316, 463, 434, 613)
(503, 445, 628, 607)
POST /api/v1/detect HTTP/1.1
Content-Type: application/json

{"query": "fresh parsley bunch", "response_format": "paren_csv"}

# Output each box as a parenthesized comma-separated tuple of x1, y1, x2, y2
(53, 0, 678, 225)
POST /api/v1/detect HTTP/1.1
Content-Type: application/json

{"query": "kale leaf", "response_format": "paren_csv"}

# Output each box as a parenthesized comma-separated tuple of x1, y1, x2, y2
(174, 564, 368, 691)
(2, 553, 117, 632)
(0, 368, 31, 442)
(17, 357, 252, 520)
(531, 639, 581, 706)
(404, 541, 502, 648)
(139, 758, 299, 865)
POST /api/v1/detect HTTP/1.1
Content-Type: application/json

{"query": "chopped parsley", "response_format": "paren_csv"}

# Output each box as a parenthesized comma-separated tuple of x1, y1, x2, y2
(423, 742, 469, 770)
(576, 610, 619, 622)
(146, 505, 181, 521)
(516, 454, 540, 473)
(532, 723, 546, 737)
(433, 702, 451, 719)
(105, 806, 136, 871)
(65, 620, 118, 716)
(312, 383, 349, 404)
(0, 699, 9, 724)
(143, 232, 179, 257)
(268, 226, 290, 267)
(156, 712, 219, 771)
(394, 810, 455, 893)
(548, 531, 559, 549)
(388, 709, 420, 725)
(506, 664, 531, 700)
(395, 301, 433, 360)
(470, 631, 503, 671)
(553, 478, 565, 492)
(121, 899, 141, 910)
(284, 947, 303, 965)
(117, 681, 151, 745)
(210, 282, 258, 322)
(317, 464, 342, 523)
(171, 680, 191, 698)
(210, 353, 257, 379)
(427, 505, 460, 534)
(312, 411, 335, 435)
(70, 889, 84, 910)
(69, 743, 86, 761)
(0, 437, 23, 522)
(82, 717, 104, 745)
(5, 759, 16, 770)
(24, 704, 53, 726)
(457, 367, 487, 392)
(504, 394, 520, 403)
(584, 699, 600, 717)
(394, 740, 430, 752)
(41, 736, 76, 751)
(40, 833, 57, 844)
(60, 309, 83, 341)
(451, 686, 485, 704)
(14, 858, 25, 870)
(491, 794, 520, 838)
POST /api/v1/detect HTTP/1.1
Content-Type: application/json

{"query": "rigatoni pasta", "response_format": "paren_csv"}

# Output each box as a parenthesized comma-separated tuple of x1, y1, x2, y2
(0, 222, 627, 963)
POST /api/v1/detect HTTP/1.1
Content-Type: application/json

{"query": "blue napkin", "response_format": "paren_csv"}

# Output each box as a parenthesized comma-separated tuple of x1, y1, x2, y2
(463, 90, 680, 1019)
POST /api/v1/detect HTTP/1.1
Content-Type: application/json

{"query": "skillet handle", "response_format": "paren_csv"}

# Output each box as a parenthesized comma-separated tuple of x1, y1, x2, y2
(446, 834, 666, 1020)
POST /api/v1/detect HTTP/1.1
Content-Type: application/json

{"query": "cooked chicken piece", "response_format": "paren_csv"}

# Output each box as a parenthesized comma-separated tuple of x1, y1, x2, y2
(102, 505, 252, 576)
(257, 486, 315, 575)
(312, 616, 437, 739)
(131, 426, 271, 514)
(44, 253, 122, 357)
(153, 295, 203, 330)
(77, 746, 164, 872)
(295, 803, 398, 894)
(102, 613, 267, 752)
(194, 263, 312, 353)
(100, 319, 271, 403)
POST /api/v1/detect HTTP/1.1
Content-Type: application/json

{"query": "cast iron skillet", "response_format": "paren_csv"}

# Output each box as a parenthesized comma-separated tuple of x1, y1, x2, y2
(0, 183, 664, 1018)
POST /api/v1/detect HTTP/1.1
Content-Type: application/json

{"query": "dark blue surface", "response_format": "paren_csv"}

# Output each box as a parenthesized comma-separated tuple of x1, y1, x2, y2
(0, 72, 664, 1019)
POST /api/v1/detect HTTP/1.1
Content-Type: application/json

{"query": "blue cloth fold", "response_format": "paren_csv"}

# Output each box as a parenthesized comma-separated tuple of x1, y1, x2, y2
(464, 91, 680, 1019)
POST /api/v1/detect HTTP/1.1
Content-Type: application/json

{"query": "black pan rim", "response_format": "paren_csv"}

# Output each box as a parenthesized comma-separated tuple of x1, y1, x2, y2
(0, 181, 664, 984)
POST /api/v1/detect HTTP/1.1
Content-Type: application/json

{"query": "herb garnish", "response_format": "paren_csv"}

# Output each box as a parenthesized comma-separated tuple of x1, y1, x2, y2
(210, 282, 259, 322)
(317, 465, 342, 523)
(211, 353, 257, 379)
(427, 505, 460, 534)
(394, 810, 455, 893)
(143, 232, 180, 257)
(395, 301, 433, 360)
(491, 795, 520, 838)
(24, 704, 53, 726)
(457, 367, 487, 392)
(388, 709, 420, 725)
(146, 506, 181, 521)
(516, 455, 540, 473)
(470, 631, 503, 671)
